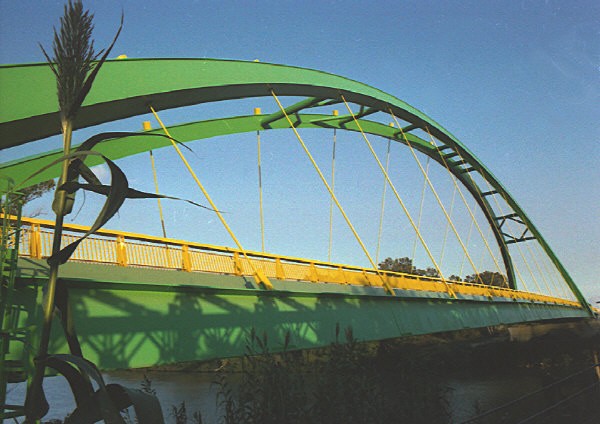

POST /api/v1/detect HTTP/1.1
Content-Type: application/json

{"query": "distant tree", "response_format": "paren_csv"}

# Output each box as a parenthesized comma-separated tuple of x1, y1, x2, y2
(465, 271, 508, 287)
(378, 257, 416, 274)
(379, 257, 444, 279)
(418, 267, 441, 278)
(5, 180, 55, 217)
(448, 274, 462, 282)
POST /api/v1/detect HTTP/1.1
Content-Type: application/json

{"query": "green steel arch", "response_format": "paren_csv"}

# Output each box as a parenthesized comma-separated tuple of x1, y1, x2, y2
(0, 58, 590, 313)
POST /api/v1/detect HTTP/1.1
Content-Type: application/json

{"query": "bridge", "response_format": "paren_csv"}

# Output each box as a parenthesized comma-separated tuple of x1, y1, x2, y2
(0, 58, 596, 420)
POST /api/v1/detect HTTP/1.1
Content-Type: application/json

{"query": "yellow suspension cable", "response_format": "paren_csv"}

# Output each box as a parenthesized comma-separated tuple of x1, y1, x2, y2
(149, 149, 172, 267)
(543, 244, 572, 298)
(340, 96, 454, 296)
(257, 129, 265, 252)
(459, 209, 476, 278)
(328, 125, 337, 263)
(387, 107, 481, 284)
(438, 184, 457, 268)
(270, 90, 395, 295)
(150, 106, 272, 289)
(424, 127, 505, 277)
(535, 243, 570, 299)
(511, 252, 530, 292)
(411, 156, 431, 261)
(477, 233, 489, 276)
(524, 239, 555, 296)
(149, 150, 168, 239)
(375, 137, 392, 264)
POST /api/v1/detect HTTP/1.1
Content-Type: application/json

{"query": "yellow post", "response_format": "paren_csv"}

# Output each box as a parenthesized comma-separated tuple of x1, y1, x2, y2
(275, 258, 285, 280)
(337, 266, 347, 284)
(181, 244, 192, 272)
(29, 223, 42, 259)
(308, 263, 318, 283)
(233, 252, 243, 276)
(116, 235, 128, 266)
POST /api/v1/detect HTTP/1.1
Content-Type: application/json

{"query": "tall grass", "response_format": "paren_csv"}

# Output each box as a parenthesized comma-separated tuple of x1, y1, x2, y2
(215, 329, 310, 424)
(214, 326, 450, 424)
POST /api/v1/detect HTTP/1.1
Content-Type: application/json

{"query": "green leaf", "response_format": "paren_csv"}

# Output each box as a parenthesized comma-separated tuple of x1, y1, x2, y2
(45, 356, 94, 407)
(18, 137, 208, 266)
(48, 155, 128, 265)
(16, 150, 104, 191)
(45, 354, 127, 424)
(60, 181, 217, 211)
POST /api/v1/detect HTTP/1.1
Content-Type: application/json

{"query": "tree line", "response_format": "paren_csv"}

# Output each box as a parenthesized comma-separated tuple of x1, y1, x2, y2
(378, 256, 507, 287)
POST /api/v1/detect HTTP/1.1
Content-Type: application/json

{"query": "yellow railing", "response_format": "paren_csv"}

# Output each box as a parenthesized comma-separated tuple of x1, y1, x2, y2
(9, 215, 581, 308)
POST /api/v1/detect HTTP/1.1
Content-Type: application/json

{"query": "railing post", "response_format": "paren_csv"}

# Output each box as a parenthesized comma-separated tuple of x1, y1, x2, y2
(164, 245, 172, 268)
(337, 266, 347, 284)
(116, 235, 128, 266)
(181, 244, 192, 272)
(308, 263, 318, 282)
(275, 258, 285, 280)
(233, 252, 243, 275)
(29, 223, 42, 259)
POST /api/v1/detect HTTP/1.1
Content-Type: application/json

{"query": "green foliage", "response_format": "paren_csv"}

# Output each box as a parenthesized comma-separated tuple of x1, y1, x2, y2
(214, 326, 450, 424)
(379, 257, 508, 287)
(372, 341, 450, 423)
(215, 328, 309, 424)
(141, 373, 157, 396)
(378, 256, 440, 278)
(170, 402, 187, 424)
(465, 271, 508, 287)
(4, 180, 55, 216)
(191, 411, 203, 424)
(310, 326, 386, 423)
(378, 256, 416, 274)
(419, 266, 441, 278)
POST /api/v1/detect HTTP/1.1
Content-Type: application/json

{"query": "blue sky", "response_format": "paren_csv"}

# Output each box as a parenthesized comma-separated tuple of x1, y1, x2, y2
(0, 0, 598, 301)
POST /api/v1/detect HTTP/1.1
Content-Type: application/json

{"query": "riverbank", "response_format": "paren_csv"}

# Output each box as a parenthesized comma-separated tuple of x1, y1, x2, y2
(14, 318, 599, 423)
(134, 318, 600, 423)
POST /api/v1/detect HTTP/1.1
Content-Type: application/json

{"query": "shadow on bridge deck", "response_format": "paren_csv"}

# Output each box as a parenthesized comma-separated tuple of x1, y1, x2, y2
(11, 257, 591, 371)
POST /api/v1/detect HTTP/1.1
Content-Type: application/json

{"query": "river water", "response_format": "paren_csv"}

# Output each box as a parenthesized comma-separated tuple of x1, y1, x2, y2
(6, 364, 598, 423)
(6, 339, 600, 423)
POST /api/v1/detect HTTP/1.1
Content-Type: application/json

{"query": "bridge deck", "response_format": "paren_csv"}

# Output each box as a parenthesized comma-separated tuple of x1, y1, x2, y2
(16, 216, 581, 306)
(8, 216, 589, 370)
